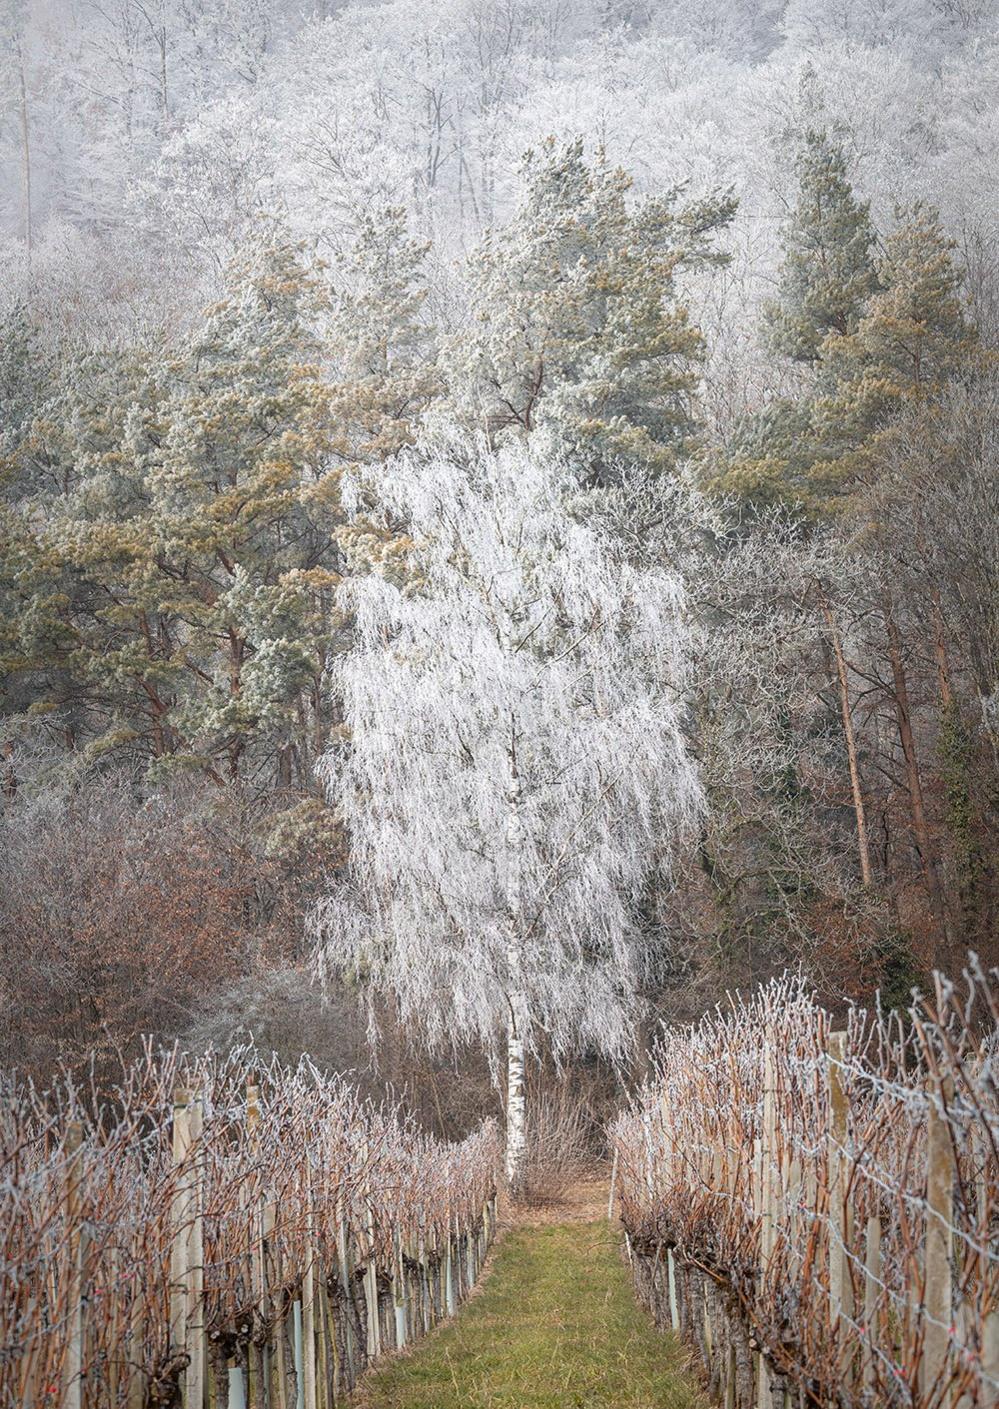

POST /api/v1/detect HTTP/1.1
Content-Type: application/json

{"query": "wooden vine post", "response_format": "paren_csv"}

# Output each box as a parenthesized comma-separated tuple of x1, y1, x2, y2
(126, 1222, 146, 1409)
(416, 1212, 428, 1338)
(336, 1206, 357, 1386)
(187, 1096, 206, 1409)
(761, 1043, 777, 1267)
(170, 1086, 206, 1409)
(757, 1043, 777, 1409)
(983, 1309, 999, 1403)
(826, 1032, 849, 1334)
(658, 1093, 681, 1334)
(392, 1226, 407, 1349)
(245, 1082, 266, 1409)
(302, 1161, 319, 1409)
(63, 1121, 85, 1409)
(920, 1075, 955, 1400)
(862, 1213, 881, 1397)
(444, 1207, 455, 1317)
(362, 1149, 380, 1363)
(170, 1089, 191, 1354)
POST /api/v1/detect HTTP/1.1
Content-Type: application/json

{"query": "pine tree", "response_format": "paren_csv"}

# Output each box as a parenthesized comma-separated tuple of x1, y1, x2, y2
(0, 302, 43, 477)
(807, 203, 980, 500)
(716, 202, 980, 513)
(0, 343, 159, 743)
(325, 206, 440, 474)
(765, 129, 878, 364)
(704, 400, 816, 511)
(707, 128, 876, 511)
(323, 208, 441, 577)
(821, 203, 976, 407)
(2, 234, 344, 784)
(141, 233, 339, 782)
(452, 138, 735, 483)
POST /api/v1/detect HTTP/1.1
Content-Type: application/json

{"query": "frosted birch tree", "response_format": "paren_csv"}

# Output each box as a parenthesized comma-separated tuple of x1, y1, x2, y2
(311, 433, 703, 1186)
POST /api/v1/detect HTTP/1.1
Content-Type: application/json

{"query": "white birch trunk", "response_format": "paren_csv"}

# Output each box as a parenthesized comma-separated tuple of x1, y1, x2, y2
(505, 967, 527, 1188)
(504, 719, 527, 1190)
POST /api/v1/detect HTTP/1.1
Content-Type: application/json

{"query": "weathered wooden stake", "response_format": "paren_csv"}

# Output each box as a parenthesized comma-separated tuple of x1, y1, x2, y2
(292, 1300, 304, 1409)
(393, 1227, 407, 1349)
(170, 1087, 207, 1409)
(363, 1217, 380, 1359)
(302, 1166, 318, 1409)
(336, 1214, 357, 1378)
(444, 1216, 455, 1317)
(862, 1214, 881, 1397)
(187, 1096, 206, 1409)
(62, 1121, 85, 1409)
(274, 1282, 289, 1409)
(920, 1076, 954, 1399)
(171, 1089, 193, 1354)
(826, 1033, 849, 1330)
(761, 1044, 777, 1268)
(245, 1084, 265, 1409)
(126, 1243, 146, 1409)
(757, 1042, 777, 1409)
(667, 1249, 679, 1331)
(982, 1308, 999, 1401)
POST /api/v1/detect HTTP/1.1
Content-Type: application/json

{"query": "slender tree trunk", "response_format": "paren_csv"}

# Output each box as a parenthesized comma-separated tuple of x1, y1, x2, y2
(17, 46, 31, 252)
(928, 582, 980, 940)
(930, 585, 954, 711)
(505, 970, 527, 1188)
(505, 716, 527, 1190)
(916, 516, 955, 712)
(884, 596, 950, 961)
(159, 29, 168, 124)
(820, 587, 873, 889)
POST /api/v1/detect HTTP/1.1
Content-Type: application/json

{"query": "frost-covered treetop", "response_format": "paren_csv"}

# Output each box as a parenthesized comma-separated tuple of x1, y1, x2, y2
(313, 435, 703, 1061)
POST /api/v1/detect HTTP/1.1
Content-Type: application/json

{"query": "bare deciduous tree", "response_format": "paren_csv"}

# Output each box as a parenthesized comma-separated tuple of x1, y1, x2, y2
(312, 433, 703, 1186)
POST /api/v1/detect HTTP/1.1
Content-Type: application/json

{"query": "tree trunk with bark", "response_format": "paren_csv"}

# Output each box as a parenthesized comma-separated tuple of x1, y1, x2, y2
(17, 45, 31, 252)
(505, 717, 527, 1191)
(884, 596, 951, 962)
(505, 968, 527, 1188)
(820, 586, 873, 889)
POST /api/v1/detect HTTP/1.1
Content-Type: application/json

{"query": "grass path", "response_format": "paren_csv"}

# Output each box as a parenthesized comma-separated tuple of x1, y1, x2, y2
(356, 1215, 709, 1408)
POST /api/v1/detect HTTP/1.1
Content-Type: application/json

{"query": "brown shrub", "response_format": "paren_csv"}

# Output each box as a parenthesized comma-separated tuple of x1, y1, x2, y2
(514, 1084, 592, 1207)
(0, 773, 288, 1080)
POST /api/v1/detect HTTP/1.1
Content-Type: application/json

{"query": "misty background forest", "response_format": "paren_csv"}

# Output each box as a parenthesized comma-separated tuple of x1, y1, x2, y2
(2, 0, 998, 1146)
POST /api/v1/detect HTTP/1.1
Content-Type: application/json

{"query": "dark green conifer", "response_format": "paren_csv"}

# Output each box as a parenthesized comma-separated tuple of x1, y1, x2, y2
(765, 129, 878, 365)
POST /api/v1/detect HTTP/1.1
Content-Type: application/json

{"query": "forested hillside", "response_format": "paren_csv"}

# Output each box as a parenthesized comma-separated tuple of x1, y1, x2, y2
(2, 0, 997, 1109)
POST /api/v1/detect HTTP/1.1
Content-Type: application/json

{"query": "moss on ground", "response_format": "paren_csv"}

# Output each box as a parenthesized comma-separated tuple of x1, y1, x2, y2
(357, 1220, 709, 1408)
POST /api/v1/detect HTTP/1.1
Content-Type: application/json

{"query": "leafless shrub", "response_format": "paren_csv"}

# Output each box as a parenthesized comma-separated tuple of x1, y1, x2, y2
(0, 769, 336, 1082)
(514, 1084, 591, 1206)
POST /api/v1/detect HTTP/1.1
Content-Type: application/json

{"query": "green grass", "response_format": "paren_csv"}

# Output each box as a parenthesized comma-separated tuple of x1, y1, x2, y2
(358, 1221, 709, 1408)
